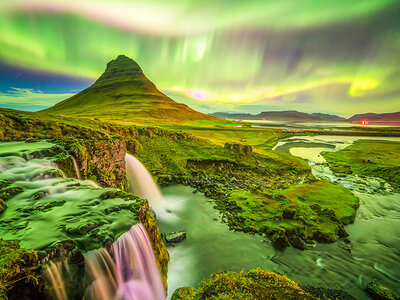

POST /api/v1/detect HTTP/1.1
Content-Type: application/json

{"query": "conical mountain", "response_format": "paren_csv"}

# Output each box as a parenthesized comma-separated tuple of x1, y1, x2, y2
(43, 55, 218, 123)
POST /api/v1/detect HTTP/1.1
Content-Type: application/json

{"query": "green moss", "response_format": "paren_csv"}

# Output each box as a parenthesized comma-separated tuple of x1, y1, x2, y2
(223, 181, 358, 248)
(0, 186, 23, 202)
(0, 239, 40, 299)
(172, 268, 316, 300)
(322, 140, 400, 190)
(282, 181, 359, 225)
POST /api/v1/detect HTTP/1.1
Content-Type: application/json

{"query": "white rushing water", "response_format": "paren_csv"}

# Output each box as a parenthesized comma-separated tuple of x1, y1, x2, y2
(125, 153, 163, 208)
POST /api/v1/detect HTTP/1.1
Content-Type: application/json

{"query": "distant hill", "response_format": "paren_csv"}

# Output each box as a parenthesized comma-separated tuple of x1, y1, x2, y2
(311, 113, 346, 121)
(42, 55, 219, 124)
(210, 112, 252, 119)
(348, 112, 400, 122)
(210, 110, 321, 121)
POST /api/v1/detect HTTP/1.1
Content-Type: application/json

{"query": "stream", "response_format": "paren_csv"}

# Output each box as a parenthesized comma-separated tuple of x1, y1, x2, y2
(158, 135, 400, 299)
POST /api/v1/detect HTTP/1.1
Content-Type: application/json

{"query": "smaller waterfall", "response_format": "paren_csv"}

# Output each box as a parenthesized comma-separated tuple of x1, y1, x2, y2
(47, 223, 165, 300)
(46, 262, 68, 300)
(125, 154, 162, 208)
(84, 223, 165, 300)
(70, 155, 82, 180)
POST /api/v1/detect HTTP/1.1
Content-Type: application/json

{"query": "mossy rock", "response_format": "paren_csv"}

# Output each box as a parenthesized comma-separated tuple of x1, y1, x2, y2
(173, 268, 317, 299)
(0, 186, 23, 202)
(0, 239, 42, 299)
(366, 281, 400, 300)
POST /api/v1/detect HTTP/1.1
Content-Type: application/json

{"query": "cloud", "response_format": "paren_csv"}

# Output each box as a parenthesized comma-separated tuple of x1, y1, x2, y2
(0, 88, 73, 111)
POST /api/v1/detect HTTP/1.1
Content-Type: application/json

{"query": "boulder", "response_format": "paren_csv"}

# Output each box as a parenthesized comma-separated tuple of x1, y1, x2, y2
(289, 235, 306, 250)
(165, 231, 187, 244)
(171, 287, 195, 300)
(271, 229, 290, 249)
(366, 281, 400, 300)
(313, 230, 337, 243)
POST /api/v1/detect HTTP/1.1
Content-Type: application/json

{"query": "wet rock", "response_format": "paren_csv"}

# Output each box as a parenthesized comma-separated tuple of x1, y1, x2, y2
(366, 281, 400, 300)
(165, 231, 187, 244)
(338, 225, 349, 238)
(289, 235, 306, 250)
(271, 229, 290, 249)
(313, 230, 337, 243)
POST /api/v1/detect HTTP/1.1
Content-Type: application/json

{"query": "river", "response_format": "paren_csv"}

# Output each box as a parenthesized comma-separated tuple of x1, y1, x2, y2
(157, 135, 400, 299)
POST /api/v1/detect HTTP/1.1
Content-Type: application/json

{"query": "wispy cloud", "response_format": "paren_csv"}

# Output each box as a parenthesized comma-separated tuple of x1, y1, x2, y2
(0, 88, 73, 111)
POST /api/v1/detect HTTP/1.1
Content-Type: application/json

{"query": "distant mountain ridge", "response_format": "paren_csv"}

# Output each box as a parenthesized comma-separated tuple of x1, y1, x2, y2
(348, 112, 400, 122)
(211, 111, 400, 122)
(311, 113, 346, 121)
(211, 110, 322, 121)
(43, 55, 218, 123)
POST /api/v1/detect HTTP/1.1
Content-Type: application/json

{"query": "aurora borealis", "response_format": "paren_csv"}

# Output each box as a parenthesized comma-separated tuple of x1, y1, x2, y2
(0, 0, 399, 116)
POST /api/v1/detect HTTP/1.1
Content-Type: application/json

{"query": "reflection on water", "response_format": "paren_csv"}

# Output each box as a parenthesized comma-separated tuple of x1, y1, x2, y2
(159, 135, 400, 299)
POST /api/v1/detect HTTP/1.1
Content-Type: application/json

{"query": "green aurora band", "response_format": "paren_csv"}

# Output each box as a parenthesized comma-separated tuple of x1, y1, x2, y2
(0, 0, 399, 116)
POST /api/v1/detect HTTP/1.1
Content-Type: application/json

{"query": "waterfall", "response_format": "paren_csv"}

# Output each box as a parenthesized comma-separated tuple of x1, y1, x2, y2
(84, 223, 165, 300)
(125, 154, 162, 208)
(46, 262, 68, 300)
(70, 155, 82, 180)
(46, 223, 165, 300)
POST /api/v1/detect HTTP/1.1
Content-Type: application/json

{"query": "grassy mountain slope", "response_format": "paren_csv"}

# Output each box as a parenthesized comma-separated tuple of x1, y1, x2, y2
(42, 55, 219, 124)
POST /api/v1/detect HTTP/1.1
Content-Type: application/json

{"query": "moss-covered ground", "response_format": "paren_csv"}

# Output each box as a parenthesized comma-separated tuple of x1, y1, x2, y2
(224, 180, 358, 248)
(322, 140, 400, 190)
(171, 268, 317, 300)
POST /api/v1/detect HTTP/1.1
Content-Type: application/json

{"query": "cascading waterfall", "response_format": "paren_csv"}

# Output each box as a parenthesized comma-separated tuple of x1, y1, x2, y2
(84, 223, 165, 300)
(70, 155, 82, 180)
(125, 154, 162, 208)
(0, 142, 165, 300)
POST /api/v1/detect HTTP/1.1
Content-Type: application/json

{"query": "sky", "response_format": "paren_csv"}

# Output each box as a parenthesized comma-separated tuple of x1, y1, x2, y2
(0, 0, 399, 117)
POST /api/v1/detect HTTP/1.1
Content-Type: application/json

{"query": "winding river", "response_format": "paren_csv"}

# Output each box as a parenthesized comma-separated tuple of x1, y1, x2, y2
(158, 135, 400, 299)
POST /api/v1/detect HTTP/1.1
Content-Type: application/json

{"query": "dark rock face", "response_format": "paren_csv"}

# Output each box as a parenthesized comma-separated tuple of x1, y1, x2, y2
(224, 143, 252, 154)
(270, 229, 291, 249)
(165, 231, 187, 244)
(289, 235, 306, 250)
(58, 139, 127, 189)
(366, 281, 400, 300)
(0, 239, 44, 300)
